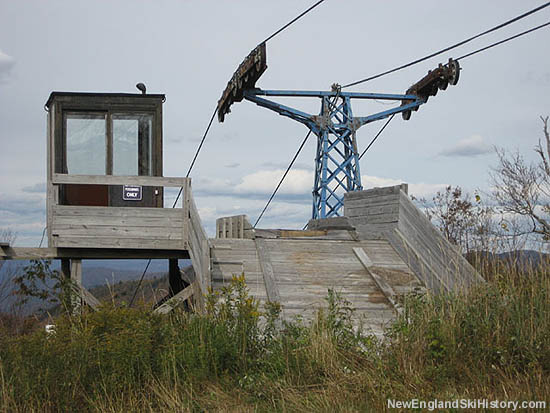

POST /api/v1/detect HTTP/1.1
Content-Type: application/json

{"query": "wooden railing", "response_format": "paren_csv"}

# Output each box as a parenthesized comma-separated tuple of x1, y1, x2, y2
(48, 174, 191, 250)
(48, 173, 212, 307)
(186, 187, 211, 295)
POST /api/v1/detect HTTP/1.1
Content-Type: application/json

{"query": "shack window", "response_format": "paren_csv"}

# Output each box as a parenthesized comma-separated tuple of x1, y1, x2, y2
(65, 113, 107, 175)
(63, 112, 154, 177)
(113, 113, 153, 176)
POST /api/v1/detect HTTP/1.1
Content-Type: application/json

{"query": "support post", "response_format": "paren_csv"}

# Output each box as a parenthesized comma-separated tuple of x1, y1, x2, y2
(69, 259, 82, 315)
(168, 258, 186, 296)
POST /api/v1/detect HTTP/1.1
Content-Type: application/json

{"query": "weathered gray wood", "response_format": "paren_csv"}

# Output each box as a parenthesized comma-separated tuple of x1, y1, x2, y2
(52, 173, 189, 187)
(53, 236, 186, 250)
(344, 185, 402, 200)
(51, 204, 186, 249)
(69, 259, 82, 315)
(78, 285, 100, 311)
(353, 247, 402, 314)
(397, 191, 483, 290)
(52, 216, 183, 227)
(187, 191, 211, 295)
(347, 213, 399, 225)
(53, 205, 182, 218)
(255, 239, 281, 304)
(154, 282, 196, 314)
(51, 226, 183, 238)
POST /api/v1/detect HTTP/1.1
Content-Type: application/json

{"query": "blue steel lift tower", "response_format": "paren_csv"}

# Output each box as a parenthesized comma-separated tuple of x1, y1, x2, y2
(217, 43, 460, 219)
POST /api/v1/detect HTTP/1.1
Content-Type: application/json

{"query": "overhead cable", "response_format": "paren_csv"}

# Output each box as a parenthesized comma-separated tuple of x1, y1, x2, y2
(342, 2, 550, 88)
(357, 20, 550, 161)
(129, 106, 218, 308)
(126, 1, 330, 307)
(359, 114, 395, 160)
(456, 20, 550, 61)
(262, 0, 327, 44)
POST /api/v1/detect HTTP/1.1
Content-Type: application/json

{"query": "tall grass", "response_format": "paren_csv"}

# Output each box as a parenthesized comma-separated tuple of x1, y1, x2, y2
(1, 267, 549, 412)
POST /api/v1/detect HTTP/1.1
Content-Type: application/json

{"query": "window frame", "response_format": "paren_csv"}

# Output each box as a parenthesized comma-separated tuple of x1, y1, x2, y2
(51, 95, 163, 178)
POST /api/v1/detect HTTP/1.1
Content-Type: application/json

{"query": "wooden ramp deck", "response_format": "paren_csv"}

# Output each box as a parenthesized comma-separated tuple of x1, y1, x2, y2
(210, 235, 425, 336)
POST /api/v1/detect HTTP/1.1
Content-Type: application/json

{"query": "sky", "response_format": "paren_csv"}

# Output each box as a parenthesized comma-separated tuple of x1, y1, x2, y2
(0, 0, 549, 246)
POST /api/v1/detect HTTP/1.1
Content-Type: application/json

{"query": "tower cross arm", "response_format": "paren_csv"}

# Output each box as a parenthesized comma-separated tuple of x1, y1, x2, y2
(243, 89, 316, 130)
(353, 97, 426, 130)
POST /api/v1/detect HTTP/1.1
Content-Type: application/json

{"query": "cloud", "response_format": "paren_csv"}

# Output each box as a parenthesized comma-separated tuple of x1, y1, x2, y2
(22, 182, 46, 193)
(0, 50, 15, 82)
(191, 170, 311, 203)
(439, 135, 492, 157)
(235, 169, 312, 195)
(0, 196, 46, 247)
(193, 168, 448, 204)
(224, 162, 240, 168)
(261, 161, 311, 170)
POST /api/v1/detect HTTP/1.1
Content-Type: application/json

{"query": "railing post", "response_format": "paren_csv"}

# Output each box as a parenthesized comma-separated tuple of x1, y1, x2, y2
(183, 178, 191, 250)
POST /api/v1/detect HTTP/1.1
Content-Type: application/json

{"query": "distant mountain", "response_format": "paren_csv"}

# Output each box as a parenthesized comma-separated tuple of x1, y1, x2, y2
(467, 249, 550, 266)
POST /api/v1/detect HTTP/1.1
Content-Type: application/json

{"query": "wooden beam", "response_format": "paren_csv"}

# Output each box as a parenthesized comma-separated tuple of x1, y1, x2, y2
(70, 259, 82, 315)
(353, 247, 402, 315)
(255, 238, 281, 303)
(52, 173, 189, 187)
(0, 247, 190, 260)
(154, 282, 196, 314)
(78, 285, 101, 311)
(0, 248, 59, 260)
(279, 230, 327, 238)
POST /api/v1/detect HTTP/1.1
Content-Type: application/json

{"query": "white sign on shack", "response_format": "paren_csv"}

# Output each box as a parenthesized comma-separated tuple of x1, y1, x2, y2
(123, 185, 142, 201)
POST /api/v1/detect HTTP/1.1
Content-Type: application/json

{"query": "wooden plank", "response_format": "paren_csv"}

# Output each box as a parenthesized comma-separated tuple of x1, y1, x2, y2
(279, 230, 328, 238)
(344, 204, 400, 218)
(54, 236, 184, 250)
(344, 185, 401, 200)
(347, 213, 399, 225)
(51, 225, 183, 238)
(344, 194, 400, 209)
(183, 179, 190, 251)
(0, 247, 189, 260)
(78, 286, 101, 311)
(187, 192, 210, 293)
(154, 282, 196, 314)
(353, 247, 402, 314)
(53, 205, 182, 218)
(387, 228, 444, 292)
(52, 173, 189, 187)
(52, 216, 183, 227)
(0, 248, 58, 260)
(255, 238, 281, 303)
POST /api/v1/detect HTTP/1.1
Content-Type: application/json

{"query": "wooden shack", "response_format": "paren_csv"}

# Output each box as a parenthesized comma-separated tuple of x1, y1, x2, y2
(41, 92, 210, 310)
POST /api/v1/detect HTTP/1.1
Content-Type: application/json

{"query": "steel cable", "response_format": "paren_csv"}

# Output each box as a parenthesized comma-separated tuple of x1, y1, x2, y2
(129, 106, 218, 308)
(456, 20, 550, 61)
(342, 2, 550, 88)
(129, 0, 329, 306)
(262, 0, 327, 44)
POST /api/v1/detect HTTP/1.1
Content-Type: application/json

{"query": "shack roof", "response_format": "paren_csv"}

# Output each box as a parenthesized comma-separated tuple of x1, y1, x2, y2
(45, 91, 166, 108)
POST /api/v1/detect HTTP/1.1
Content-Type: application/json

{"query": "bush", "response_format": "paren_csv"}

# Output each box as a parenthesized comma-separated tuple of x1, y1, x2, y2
(1, 267, 549, 412)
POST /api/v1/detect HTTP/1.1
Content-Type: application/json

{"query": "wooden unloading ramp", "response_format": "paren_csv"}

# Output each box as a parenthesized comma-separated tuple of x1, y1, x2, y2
(211, 233, 425, 336)
(211, 184, 483, 335)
